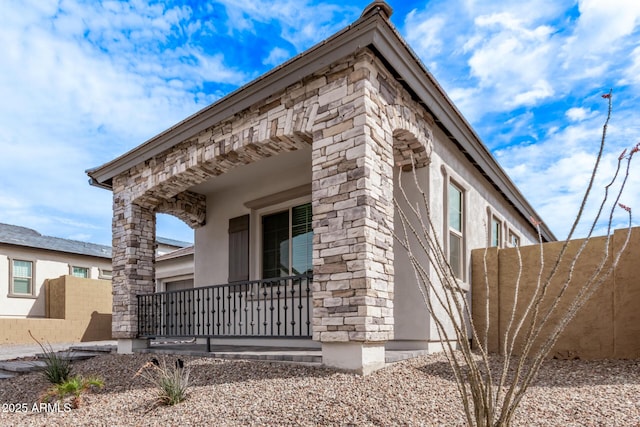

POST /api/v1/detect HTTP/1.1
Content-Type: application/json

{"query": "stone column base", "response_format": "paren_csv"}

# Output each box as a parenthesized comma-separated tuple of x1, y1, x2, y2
(117, 338, 149, 354)
(322, 342, 386, 375)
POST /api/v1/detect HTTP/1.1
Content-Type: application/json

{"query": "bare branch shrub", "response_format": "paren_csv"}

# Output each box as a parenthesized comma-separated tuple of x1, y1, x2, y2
(394, 91, 637, 426)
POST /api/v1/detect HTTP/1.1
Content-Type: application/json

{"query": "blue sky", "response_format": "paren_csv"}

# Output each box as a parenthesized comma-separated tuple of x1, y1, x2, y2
(0, 0, 638, 246)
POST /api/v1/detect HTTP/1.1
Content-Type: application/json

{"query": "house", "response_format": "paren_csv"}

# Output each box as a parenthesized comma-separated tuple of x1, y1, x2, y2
(0, 223, 113, 318)
(155, 245, 194, 292)
(86, 1, 554, 374)
(0, 222, 191, 319)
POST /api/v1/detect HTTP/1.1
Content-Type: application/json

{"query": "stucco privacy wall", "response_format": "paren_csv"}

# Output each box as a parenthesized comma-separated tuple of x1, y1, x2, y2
(0, 276, 112, 344)
(110, 48, 432, 348)
(472, 227, 640, 359)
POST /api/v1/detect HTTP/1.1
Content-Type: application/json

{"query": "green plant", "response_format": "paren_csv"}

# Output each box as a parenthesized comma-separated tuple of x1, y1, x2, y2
(135, 357, 190, 406)
(41, 375, 104, 408)
(28, 330, 72, 384)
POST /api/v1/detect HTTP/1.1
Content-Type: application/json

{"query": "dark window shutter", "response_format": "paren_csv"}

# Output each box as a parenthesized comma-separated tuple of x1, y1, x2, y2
(228, 215, 250, 282)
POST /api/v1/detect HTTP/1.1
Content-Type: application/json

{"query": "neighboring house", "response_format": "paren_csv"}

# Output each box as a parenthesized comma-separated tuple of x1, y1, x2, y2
(0, 223, 112, 318)
(155, 245, 194, 292)
(156, 237, 193, 256)
(86, 1, 555, 374)
(0, 222, 191, 318)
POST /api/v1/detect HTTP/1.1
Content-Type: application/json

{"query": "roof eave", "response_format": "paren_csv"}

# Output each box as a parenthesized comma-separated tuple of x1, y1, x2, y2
(86, 11, 555, 242)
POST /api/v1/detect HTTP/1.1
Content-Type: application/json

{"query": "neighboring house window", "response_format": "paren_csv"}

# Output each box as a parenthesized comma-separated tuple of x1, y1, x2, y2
(490, 217, 502, 247)
(509, 230, 520, 247)
(99, 269, 113, 280)
(448, 182, 464, 280)
(262, 203, 313, 279)
(72, 266, 89, 278)
(11, 259, 33, 295)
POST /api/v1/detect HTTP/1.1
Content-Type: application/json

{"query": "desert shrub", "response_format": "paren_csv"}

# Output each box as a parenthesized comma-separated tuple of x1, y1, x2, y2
(29, 330, 72, 384)
(135, 357, 190, 406)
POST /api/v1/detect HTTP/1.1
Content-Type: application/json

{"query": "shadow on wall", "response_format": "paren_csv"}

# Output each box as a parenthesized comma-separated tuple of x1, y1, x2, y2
(81, 311, 113, 342)
(26, 285, 47, 317)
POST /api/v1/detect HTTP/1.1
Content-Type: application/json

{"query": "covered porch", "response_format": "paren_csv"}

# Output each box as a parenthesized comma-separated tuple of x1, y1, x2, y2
(88, 5, 439, 374)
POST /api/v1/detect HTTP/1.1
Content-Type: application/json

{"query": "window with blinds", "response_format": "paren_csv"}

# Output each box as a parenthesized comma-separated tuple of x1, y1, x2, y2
(72, 266, 89, 278)
(262, 202, 313, 279)
(448, 183, 464, 280)
(12, 259, 33, 295)
(490, 217, 502, 248)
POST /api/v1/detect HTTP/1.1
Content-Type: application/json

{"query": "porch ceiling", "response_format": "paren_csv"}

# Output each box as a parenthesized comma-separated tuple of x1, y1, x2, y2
(188, 146, 312, 195)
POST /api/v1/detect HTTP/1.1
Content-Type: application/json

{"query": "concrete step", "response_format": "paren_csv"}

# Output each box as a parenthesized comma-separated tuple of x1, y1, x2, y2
(36, 351, 104, 361)
(0, 369, 17, 379)
(385, 350, 430, 364)
(69, 344, 116, 354)
(0, 360, 47, 373)
(138, 347, 323, 364)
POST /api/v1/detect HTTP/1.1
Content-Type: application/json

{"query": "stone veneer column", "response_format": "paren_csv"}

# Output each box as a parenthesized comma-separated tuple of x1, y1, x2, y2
(312, 55, 395, 374)
(111, 188, 156, 353)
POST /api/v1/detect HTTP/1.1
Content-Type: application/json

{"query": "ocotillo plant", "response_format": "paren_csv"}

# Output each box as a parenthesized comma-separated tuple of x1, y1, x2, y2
(394, 90, 636, 426)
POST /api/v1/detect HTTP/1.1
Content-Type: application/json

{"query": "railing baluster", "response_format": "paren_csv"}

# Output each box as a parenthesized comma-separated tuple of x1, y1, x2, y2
(276, 279, 282, 336)
(305, 275, 311, 336)
(206, 288, 211, 336)
(283, 278, 288, 336)
(269, 279, 274, 336)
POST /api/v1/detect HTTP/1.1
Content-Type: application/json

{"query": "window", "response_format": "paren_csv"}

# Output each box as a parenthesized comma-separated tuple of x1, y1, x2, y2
(71, 266, 89, 278)
(448, 183, 464, 280)
(490, 217, 502, 247)
(11, 260, 33, 295)
(99, 269, 113, 280)
(509, 231, 520, 247)
(262, 203, 313, 279)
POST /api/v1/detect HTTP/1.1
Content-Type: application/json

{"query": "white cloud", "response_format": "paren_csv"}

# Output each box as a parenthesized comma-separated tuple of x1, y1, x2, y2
(496, 109, 640, 238)
(620, 46, 640, 86)
(571, 0, 640, 53)
(466, 12, 556, 108)
(0, 0, 251, 244)
(214, 0, 359, 51)
(404, 11, 446, 57)
(263, 47, 291, 66)
(566, 107, 592, 122)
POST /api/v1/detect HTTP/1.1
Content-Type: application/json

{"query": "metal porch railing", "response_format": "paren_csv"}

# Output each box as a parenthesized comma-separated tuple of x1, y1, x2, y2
(137, 274, 312, 339)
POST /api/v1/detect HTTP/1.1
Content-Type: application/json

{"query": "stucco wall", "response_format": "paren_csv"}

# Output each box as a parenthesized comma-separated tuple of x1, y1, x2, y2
(193, 149, 312, 286)
(391, 125, 539, 347)
(0, 245, 111, 318)
(472, 226, 640, 359)
(0, 275, 113, 344)
(155, 250, 194, 292)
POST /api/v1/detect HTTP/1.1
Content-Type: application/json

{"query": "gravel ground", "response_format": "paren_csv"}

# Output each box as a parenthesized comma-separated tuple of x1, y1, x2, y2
(0, 352, 638, 426)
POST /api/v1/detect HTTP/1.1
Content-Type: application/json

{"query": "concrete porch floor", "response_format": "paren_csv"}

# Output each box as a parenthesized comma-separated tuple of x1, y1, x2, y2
(136, 341, 431, 366)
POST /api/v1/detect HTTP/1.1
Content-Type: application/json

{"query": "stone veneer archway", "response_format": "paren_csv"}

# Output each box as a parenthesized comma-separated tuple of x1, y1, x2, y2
(110, 48, 433, 372)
